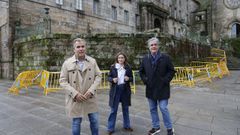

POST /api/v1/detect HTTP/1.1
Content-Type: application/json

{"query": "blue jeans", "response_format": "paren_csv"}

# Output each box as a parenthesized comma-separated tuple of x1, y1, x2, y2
(147, 98, 172, 129)
(107, 104, 130, 132)
(107, 85, 131, 132)
(72, 112, 99, 135)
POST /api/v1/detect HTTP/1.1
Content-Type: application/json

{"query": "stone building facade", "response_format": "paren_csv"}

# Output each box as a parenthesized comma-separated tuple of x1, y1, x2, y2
(212, 0, 240, 40)
(0, 0, 200, 79)
(192, 0, 240, 41)
(2, 0, 240, 79)
(9, 0, 199, 36)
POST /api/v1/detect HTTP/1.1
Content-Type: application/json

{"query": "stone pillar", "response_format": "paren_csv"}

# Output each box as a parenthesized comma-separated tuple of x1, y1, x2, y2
(0, 0, 12, 79)
(141, 6, 148, 31)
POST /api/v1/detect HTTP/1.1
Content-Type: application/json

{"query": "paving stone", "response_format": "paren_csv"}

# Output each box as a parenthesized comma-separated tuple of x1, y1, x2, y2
(212, 117, 240, 129)
(176, 117, 212, 131)
(42, 124, 71, 135)
(0, 112, 10, 121)
(0, 130, 7, 135)
(173, 124, 211, 135)
(211, 124, 237, 135)
(0, 117, 29, 134)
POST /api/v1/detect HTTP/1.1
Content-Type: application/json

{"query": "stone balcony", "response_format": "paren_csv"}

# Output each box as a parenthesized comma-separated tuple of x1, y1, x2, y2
(139, 0, 170, 16)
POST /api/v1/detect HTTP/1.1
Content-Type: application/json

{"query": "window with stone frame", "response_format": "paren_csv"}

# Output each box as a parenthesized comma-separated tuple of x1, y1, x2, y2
(93, 0, 101, 15)
(179, 10, 182, 20)
(112, 6, 117, 20)
(177, 28, 181, 37)
(174, 27, 176, 36)
(56, 0, 63, 5)
(76, 0, 83, 10)
(124, 10, 129, 24)
(174, 7, 177, 19)
(135, 14, 140, 28)
(170, 5, 174, 17)
(186, 14, 189, 24)
(231, 23, 240, 38)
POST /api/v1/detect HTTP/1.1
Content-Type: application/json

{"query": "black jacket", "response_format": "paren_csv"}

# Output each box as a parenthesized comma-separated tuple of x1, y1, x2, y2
(108, 64, 133, 107)
(139, 53, 175, 100)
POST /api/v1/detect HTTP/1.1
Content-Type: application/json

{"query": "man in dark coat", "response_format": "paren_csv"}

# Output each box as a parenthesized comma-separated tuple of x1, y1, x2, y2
(139, 37, 176, 135)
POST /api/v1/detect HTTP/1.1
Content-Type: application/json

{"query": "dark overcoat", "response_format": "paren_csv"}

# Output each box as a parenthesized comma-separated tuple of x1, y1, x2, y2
(139, 53, 175, 100)
(108, 64, 133, 107)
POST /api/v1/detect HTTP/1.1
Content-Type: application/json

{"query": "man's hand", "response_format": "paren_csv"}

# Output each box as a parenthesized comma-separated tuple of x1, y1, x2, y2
(84, 91, 93, 99)
(74, 93, 87, 102)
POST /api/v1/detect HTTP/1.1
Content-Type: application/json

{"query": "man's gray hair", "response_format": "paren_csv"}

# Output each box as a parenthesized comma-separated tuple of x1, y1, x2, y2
(147, 37, 160, 48)
(72, 38, 86, 47)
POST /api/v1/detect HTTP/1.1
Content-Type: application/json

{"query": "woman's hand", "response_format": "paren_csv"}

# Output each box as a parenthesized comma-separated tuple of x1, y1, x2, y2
(124, 76, 129, 81)
(113, 78, 118, 83)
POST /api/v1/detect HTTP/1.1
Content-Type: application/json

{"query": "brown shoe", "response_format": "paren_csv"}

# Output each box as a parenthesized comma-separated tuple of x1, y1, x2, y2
(108, 131, 114, 135)
(124, 127, 133, 132)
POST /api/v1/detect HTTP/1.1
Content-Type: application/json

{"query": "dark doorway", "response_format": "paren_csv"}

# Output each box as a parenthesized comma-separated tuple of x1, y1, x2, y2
(154, 18, 161, 30)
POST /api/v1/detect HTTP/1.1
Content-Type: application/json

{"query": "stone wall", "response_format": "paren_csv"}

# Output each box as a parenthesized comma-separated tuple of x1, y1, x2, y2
(0, 0, 13, 79)
(13, 33, 210, 78)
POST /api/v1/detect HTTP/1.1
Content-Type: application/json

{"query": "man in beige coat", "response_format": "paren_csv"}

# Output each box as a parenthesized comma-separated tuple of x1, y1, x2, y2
(60, 38, 102, 135)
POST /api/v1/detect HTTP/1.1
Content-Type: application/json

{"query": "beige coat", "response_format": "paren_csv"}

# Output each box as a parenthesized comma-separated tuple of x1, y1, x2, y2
(59, 55, 102, 118)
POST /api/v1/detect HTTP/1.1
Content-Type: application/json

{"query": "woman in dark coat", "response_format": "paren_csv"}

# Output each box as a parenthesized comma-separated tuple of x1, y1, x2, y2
(107, 52, 133, 135)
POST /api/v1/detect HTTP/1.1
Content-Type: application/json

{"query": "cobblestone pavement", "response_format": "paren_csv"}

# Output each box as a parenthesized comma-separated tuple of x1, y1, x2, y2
(0, 71, 239, 135)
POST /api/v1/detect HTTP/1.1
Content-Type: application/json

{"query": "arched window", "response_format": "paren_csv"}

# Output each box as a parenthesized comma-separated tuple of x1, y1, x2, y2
(231, 23, 240, 38)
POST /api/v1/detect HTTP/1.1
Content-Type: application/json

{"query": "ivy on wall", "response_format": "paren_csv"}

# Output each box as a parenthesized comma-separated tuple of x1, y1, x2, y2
(13, 33, 211, 75)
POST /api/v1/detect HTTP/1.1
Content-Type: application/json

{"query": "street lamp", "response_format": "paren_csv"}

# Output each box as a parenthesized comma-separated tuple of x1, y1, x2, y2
(44, 7, 50, 14)
(43, 7, 51, 34)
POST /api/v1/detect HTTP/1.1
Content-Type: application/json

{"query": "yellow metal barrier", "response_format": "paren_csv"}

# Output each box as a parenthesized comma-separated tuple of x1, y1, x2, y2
(192, 66, 212, 83)
(189, 62, 212, 83)
(206, 57, 229, 76)
(99, 70, 137, 94)
(42, 71, 62, 95)
(190, 61, 222, 78)
(8, 70, 42, 95)
(131, 71, 138, 94)
(205, 57, 224, 63)
(171, 67, 194, 87)
(40, 70, 49, 93)
(99, 70, 110, 90)
(211, 48, 226, 58)
(10, 69, 137, 95)
(201, 48, 229, 77)
(219, 61, 230, 76)
(9, 70, 62, 95)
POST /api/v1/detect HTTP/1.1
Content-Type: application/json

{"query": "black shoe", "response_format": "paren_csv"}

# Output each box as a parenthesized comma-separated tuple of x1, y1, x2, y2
(124, 127, 133, 132)
(167, 128, 175, 135)
(148, 128, 161, 135)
